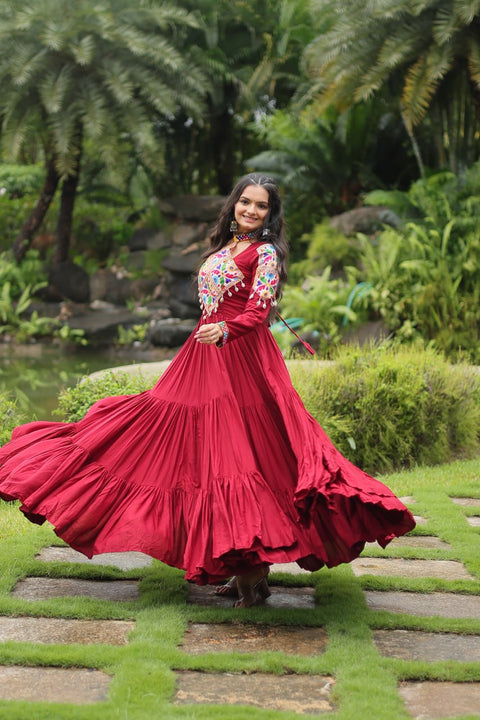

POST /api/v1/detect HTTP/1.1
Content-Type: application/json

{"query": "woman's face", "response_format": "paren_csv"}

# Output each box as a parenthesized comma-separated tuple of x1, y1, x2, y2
(234, 184, 269, 234)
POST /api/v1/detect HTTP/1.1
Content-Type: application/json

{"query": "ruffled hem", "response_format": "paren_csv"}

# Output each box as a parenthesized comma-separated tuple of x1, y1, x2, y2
(0, 324, 415, 584)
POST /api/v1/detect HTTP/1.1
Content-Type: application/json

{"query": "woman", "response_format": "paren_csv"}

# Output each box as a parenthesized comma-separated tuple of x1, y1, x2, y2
(0, 174, 415, 608)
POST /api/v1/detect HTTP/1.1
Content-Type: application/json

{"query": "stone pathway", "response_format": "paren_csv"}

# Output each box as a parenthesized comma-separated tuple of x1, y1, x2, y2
(0, 495, 480, 716)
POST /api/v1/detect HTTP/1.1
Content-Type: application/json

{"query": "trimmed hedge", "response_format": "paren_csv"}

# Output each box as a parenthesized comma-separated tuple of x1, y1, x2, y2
(288, 346, 480, 474)
(3, 347, 478, 476)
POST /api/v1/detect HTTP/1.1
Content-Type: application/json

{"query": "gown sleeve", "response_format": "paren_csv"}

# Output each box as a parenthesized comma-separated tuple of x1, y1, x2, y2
(218, 243, 279, 346)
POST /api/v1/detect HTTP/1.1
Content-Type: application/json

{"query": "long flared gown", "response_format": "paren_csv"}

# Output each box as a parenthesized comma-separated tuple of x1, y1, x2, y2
(0, 241, 415, 584)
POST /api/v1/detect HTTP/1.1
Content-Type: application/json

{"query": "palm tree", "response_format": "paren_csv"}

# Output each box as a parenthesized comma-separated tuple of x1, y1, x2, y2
(0, 0, 206, 262)
(304, 0, 480, 174)
(155, 0, 315, 195)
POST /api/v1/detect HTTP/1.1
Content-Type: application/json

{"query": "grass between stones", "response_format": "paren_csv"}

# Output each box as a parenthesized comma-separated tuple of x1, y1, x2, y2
(0, 457, 479, 719)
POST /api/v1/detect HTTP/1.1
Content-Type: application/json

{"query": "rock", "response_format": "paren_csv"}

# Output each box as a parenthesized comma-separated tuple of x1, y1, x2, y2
(68, 308, 151, 344)
(147, 318, 197, 347)
(90, 269, 157, 305)
(48, 261, 90, 303)
(159, 195, 225, 222)
(162, 247, 203, 274)
(171, 223, 208, 248)
(128, 227, 169, 251)
(329, 206, 401, 236)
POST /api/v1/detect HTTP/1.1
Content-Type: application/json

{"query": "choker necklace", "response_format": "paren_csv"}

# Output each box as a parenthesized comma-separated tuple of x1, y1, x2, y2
(232, 230, 260, 245)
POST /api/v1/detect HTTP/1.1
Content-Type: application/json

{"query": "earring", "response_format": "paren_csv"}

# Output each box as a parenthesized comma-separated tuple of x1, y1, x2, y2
(230, 219, 238, 233)
(262, 227, 271, 237)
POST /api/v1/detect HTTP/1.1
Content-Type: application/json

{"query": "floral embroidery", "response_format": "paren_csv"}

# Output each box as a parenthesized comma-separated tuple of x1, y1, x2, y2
(198, 247, 245, 317)
(249, 244, 279, 308)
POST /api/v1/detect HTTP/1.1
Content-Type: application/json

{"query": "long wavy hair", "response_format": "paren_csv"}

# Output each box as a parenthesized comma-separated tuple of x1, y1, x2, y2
(204, 173, 288, 316)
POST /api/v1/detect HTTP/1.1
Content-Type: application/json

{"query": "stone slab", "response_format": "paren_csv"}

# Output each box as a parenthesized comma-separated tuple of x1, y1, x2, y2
(467, 516, 480, 527)
(451, 497, 480, 507)
(0, 666, 111, 704)
(12, 577, 140, 602)
(373, 629, 480, 662)
(351, 557, 473, 580)
(0, 616, 134, 645)
(398, 681, 480, 719)
(174, 671, 334, 714)
(270, 562, 311, 575)
(36, 546, 153, 570)
(365, 591, 480, 619)
(182, 623, 328, 656)
(188, 585, 315, 610)
(365, 535, 450, 550)
(412, 515, 427, 526)
(399, 496, 415, 504)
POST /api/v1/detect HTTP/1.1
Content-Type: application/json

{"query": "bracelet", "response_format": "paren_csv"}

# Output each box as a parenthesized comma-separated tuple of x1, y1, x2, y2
(217, 321, 229, 348)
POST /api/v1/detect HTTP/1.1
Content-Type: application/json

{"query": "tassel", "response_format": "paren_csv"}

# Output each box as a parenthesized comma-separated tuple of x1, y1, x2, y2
(275, 312, 316, 355)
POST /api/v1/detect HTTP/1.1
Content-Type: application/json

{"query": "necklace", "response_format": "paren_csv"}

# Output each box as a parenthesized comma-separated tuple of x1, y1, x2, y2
(232, 230, 260, 245)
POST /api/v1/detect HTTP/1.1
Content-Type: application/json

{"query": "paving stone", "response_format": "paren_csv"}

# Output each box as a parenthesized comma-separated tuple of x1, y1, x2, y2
(0, 616, 134, 645)
(373, 629, 480, 662)
(351, 557, 473, 580)
(399, 496, 416, 504)
(12, 577, 140, 602)
(412, 515, 427, 526)
(182, 623, 328, 656)
(451, 497, 480, 507)
(0, 666, 111, 704)
(188, 585, 315, 609)
(365, 591, 480, 618)
(398, 680, 480, 719)
(467, 516, 480, 527)
(37, 546, 153, 570)
(270, 562, 311, 575)
(174, 670, 334, 714)
(365, 535, 451, 550)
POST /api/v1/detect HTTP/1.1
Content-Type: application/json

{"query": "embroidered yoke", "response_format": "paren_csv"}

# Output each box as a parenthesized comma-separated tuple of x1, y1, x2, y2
(198, 243, 279, 319)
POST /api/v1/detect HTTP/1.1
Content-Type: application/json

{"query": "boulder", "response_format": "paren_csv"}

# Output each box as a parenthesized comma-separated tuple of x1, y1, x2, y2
(329, 206, 401, 236)
(48, 261, 90, 303)
(68, 308, 152, 344)
(128, 228, 169, 251)
(147, 318, 198, 347)
(158, 195, 225, 222)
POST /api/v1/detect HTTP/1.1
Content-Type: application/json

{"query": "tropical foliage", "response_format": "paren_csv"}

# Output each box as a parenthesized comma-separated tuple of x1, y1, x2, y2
(0, 0, 206, 262)
(304, 0, 480, 173)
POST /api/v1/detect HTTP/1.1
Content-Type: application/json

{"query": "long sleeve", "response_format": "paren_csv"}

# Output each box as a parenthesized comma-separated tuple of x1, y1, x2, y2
(220, 243, 279, 345)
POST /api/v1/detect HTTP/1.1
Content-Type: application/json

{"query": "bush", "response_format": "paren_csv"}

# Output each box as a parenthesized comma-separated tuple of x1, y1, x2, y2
(289, 345, 480, 475)
(55, 371, 156, 422)
(0, 164, 44, 197)
(290, 220, 360, 284)
(55, 349, 480, 476)
(0, 395, 24, 447)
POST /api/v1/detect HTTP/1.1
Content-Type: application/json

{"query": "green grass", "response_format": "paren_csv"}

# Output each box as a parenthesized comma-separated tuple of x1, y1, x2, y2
(0, 457, 479, 719)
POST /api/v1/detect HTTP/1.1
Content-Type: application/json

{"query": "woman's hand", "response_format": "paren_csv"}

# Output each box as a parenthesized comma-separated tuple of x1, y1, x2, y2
(194, 323, 223, 345)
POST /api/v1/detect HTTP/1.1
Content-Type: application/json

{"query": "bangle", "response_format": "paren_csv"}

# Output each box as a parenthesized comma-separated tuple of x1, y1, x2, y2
(217, 321, 229, 347)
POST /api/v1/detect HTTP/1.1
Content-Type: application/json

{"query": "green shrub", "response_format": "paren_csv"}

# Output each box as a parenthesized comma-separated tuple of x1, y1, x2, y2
(0, 395, 24, 447)
(0, 164, 44, 197)
(55, 348, 480, 476)
(289, 345, 480, 475)
(55, 371, 155, 422)
(290, 220, 360, 284)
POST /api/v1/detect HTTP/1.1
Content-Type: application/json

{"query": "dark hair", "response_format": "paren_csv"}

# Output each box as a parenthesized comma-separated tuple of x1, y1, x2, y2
(204, 173, 288, 314)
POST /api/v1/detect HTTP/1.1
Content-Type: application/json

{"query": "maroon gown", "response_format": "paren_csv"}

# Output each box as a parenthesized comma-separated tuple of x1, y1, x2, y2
(0, 241, 415, 584)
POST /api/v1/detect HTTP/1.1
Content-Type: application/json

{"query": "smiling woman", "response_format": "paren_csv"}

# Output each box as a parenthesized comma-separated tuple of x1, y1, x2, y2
(0, 173, 414, 610)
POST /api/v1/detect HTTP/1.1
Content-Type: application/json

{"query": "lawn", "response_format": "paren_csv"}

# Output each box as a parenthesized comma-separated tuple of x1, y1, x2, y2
(0, 456, 479, 719)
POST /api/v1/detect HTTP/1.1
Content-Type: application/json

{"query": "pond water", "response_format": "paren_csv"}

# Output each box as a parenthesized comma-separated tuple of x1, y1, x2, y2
(0, 344, 176, 422)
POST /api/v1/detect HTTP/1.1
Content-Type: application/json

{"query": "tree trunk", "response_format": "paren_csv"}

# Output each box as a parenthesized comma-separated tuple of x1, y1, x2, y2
(53, 170, 80, 264)
(13, 156, 60, 262)
(53, 134, 83, 265)
(400, 108, 425, 178)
